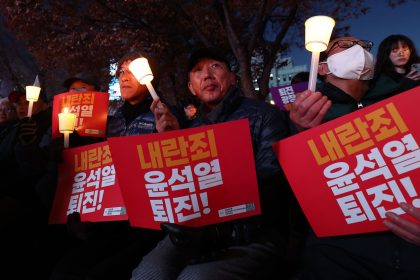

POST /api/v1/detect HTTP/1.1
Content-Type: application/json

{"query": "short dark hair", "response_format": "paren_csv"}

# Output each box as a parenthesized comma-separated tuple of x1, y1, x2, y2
(116, 51, 159, 79)
(187, 47, 231, 73)
(63, 72, 100, 91)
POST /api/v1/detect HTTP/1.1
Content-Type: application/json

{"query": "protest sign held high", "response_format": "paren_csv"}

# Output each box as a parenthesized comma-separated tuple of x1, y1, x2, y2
(274, 87, 420, 237)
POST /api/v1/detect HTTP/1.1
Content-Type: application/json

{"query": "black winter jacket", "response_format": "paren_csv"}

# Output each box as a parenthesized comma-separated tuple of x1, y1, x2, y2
(190, 85, 293, 246)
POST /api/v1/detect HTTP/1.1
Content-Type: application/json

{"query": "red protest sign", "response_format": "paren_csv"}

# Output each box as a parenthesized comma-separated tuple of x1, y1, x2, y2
(52, 91, 109, 139)
(273, 86, 420, 237)
(49, 141, 128, 223)
(107, 119, 261, 230)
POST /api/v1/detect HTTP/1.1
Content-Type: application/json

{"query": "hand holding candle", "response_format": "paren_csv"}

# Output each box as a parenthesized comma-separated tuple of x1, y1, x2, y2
(26, 75, 41, 118)
(128, 57, 159, 101)
(58, 107, 76, 148)
(305, 16, 335, 92)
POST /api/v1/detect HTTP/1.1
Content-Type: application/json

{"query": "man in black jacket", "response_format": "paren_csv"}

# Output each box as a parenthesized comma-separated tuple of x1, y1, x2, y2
(131, 48, 293, 280)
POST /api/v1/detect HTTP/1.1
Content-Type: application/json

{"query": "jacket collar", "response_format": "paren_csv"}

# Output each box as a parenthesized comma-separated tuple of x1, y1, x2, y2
(199, 85, 243, 123)
(319, 82, 358, 104)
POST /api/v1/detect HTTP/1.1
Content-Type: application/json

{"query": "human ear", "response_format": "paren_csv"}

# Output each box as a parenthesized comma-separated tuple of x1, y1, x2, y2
(318, 63, 329, 76)
(188, 82, 197, 96)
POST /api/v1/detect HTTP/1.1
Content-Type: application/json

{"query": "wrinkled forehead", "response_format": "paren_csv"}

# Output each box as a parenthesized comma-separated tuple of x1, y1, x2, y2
(191, 58, 227, 69)
(121, 60, 132, 69)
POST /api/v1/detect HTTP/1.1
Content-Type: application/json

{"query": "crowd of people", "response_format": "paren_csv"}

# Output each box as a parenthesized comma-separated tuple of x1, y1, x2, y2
(0, 32, 419, 280)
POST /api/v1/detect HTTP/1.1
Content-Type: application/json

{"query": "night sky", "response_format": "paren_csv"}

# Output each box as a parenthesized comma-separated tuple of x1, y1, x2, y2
(290, 0, 420, 66)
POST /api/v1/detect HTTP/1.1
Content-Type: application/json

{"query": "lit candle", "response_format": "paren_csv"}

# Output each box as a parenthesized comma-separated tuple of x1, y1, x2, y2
(128, 57, 159, 101)
(58, 107, 76, 148)
(25, 85, 41, 118)
(305, 15, 335, 91)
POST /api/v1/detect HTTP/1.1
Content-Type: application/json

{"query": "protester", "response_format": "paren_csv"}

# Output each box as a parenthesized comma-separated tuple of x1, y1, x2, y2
(131, 47, 293, 279)
(184, 102, 197, 119)
(62, 71, 101, 92)
(0, 87, 54, 278)
(0, 97, 18, 132)
(370, 34, 420, 247)
(1, 90, 51, 192)
(289, 36, 420, 279)
(369, 34, 420, 99)
(177, 97, 199, 128)
(50, 51, 179, 280)
(107, 52, 179, 136)
(6, 90, 49, 120)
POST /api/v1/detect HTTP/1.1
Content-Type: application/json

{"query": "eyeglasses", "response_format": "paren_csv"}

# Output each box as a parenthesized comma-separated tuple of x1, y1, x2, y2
(326, 40, 373, 56)
(190, 62, 227, 77)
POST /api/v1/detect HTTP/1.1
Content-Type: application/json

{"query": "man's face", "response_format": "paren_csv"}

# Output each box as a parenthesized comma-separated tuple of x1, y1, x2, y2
(118, 60, 148, 105)
(184, 104, 197, 119)
(319, 36, 372, 79)
(69, 80, 96, 92)
(188, 58, 236, 108)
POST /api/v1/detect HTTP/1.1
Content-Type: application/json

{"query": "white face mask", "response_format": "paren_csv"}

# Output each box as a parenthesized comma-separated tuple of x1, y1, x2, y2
(323, 45, 375, 80)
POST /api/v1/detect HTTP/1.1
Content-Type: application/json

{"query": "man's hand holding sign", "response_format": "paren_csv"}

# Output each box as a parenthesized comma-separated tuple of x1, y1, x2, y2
(276, 87, 420, 238)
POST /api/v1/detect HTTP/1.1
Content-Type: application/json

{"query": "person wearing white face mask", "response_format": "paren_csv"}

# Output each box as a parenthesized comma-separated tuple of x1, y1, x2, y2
(288, 36, 420, 280)
(321, 43, 375, 81)
(289, 36, 379, 131)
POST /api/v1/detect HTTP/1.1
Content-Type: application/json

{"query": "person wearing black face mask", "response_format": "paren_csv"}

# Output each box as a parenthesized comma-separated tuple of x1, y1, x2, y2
(289, 36, 420, 280)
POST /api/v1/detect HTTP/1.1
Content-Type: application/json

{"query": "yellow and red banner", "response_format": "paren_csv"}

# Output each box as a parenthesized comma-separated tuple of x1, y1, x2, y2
(107, 119, 261, 229)
(49, 141, 127, 223)
(52, 91, 109, 139)
(273, 87, 420, 237)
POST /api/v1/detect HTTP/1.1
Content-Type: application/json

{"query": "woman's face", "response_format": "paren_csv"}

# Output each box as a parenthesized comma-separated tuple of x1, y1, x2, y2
(389, 41, 411, 68)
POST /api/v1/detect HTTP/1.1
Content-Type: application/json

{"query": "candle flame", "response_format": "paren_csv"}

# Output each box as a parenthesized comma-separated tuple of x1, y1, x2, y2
(63, 107, 69, 113)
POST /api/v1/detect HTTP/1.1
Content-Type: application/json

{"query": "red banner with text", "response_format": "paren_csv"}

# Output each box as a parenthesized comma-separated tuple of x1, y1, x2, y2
(273, 86, 420, 237)
(107, 119, 261, 230)
(52, 91, 109, 139)
(49, 141, 128, 223)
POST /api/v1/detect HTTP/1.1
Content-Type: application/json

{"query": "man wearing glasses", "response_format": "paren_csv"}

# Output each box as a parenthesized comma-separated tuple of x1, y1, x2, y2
(290, 36, 420, 279)
(291, 36, 375, 129)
